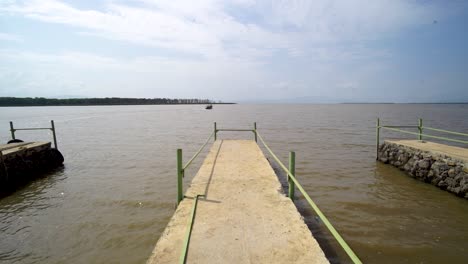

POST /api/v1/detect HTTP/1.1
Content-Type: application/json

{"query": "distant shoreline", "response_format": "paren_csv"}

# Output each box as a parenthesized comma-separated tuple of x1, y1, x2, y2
(1, 97, 466, 106)
(0, 97, 236, 107)
(0, 103, 237, 107)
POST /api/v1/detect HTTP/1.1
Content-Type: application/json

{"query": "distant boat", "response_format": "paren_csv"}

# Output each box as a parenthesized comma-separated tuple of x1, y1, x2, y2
(205, 104, 213, 110)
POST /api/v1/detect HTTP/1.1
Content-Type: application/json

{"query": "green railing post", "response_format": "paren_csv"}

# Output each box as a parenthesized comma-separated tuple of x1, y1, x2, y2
(254, 122, 257, 142)
(418, 118, 423, 140)
(177, 149, 184, 205)
(9, 121, 15, 140)
(376, 118, 380, 160)
(214, 122, 217, 141)
(288, 151, 295, 200)
(51, 120, 58, 150)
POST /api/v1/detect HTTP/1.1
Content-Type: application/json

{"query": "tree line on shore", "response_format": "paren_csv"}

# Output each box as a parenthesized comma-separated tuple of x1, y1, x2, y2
(0, 97, 231, 106)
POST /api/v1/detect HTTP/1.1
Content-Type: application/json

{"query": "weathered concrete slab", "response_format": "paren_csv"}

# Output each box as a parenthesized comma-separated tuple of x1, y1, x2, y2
(0, 142, 32, 152)
(1, 142, 51, 157)
(385, 140, 467, 162)
(148, 140, 328, 264)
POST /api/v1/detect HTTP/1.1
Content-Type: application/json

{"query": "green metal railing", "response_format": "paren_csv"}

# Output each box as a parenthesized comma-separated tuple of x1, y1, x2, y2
(256, 131, 362, 264)
(176, 122, 362, 264)
(9, 120, 59, 150)
(176, 122, 257, 204)
(176, 123, 257, 264)
(176, 132, 213, 205)
(376, 118, 468, 159)
(179, 194, 204, 264)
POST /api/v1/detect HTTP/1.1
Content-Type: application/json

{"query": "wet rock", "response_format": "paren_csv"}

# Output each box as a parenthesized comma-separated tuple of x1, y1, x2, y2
(460, 178, 468, 195)
(452, 187, 461, 195)
(431, 162, 449, 178)
(446, 177, 456, 188)
(403, 158, 414, 172)
(463, 165, 468, 174)
(427, 170, 435, 181)
(431, 177, 441, 185)
(422, 153, 432, 159)
(398, 153, 409, 164)
(448, 168, 456, 177)
(438, 180, 448, 189)
(416, 169, 429, 180)
(418, 160, 431, 169)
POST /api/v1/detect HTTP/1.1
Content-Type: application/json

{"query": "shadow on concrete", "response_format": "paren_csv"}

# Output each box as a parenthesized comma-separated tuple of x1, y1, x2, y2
(202, 140, 224, 199)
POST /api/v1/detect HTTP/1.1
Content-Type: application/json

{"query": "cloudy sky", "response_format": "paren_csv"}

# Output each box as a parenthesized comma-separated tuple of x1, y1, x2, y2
(0, 0, 467, 102)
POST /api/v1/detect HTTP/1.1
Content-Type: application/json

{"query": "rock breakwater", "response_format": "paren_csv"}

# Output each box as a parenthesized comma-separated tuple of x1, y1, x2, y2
(378, 141, 468, 199)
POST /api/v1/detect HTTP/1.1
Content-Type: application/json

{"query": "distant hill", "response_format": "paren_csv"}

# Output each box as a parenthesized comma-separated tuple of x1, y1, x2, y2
(238, 96, 339, 104)
(0, 97, 234, 107)
(238, 96, 467, 104)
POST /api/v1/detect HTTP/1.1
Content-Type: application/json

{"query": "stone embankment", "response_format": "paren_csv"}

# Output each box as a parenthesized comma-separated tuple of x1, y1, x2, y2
(378, 140, 468, 199)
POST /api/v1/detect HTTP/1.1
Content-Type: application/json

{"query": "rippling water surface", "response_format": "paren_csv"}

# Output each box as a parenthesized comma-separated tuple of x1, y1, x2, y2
(0, 104, 467, 263)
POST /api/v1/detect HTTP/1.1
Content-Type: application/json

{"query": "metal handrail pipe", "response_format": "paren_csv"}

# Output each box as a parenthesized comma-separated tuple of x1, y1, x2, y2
(380, 125, 419, 128)
(183, 131, 215, 170)
(256, 132, 362, 264)
(423, 127, 468, 137)
(179, 194, 205, 264)
(13, 128, 52, 131)
(381, 127, 468, 144)
(216, 129, 254, 132)
(9, 120, 58, 150)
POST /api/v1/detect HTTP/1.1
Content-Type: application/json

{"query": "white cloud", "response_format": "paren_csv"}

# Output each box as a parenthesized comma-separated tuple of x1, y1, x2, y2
(1, 0, 287, 59)
(0, 49, 270, 99)
(0, 0, 444, 60)
(0, 0, 465, 101)
(0, 32, 23, 42)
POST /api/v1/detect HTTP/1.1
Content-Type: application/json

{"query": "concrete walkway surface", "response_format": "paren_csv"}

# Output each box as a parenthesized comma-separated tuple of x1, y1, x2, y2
(147, 140, 328, 264)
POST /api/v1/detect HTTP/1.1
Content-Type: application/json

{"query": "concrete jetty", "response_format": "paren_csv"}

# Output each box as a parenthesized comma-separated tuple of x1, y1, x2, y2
(378, 140, 468, 198)
(0, 142, 64, 195)
(147, 140, 328, 263)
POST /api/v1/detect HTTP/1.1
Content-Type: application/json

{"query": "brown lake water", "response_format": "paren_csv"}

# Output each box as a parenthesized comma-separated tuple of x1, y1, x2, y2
(0, 104, 467, 263)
